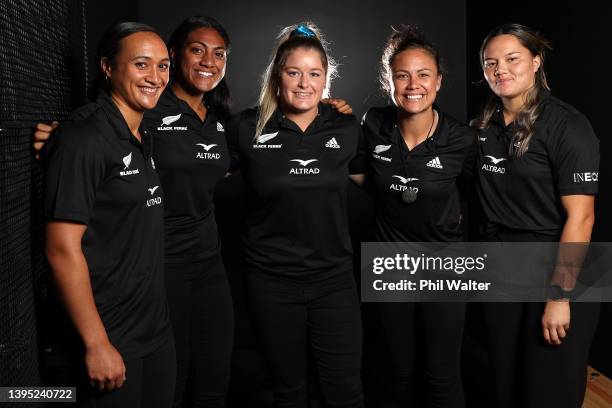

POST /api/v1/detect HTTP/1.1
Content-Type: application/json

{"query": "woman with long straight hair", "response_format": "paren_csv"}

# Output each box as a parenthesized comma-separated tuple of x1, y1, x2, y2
(472, 23, 600, 408)
(35, 17, 353, 408)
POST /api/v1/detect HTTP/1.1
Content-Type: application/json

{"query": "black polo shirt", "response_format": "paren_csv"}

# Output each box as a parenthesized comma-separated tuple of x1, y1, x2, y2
(227, 103, 361, 280)
(475, 93, 599, 234)
(145, 88, 230, 263)
(44, 92, 171, 360)
(356, 106, 476, 242)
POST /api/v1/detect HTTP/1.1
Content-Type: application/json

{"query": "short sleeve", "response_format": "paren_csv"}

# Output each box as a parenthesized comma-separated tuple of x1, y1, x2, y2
(458, 129, 478, 196)
(44, 126, 105, 224)
(226, 113, 242, 173)
(549, 113, 599, 196)
(349, 122, 367, 174)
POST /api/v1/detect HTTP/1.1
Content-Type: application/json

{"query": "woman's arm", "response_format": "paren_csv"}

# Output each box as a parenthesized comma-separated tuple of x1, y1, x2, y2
(541, 194, 595, 346)
(45, 221, 126, 391)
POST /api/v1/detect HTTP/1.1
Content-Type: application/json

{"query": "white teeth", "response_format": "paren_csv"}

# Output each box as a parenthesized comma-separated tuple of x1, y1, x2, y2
(197, 71, 213, 77)
(141, 87, 158, 94)
(295, 92, 311, 97)
(406, 95, 423, 100)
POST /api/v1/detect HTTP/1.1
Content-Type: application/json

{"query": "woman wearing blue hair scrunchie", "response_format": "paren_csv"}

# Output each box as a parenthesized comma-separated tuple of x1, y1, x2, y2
(226, 21, 365, 408)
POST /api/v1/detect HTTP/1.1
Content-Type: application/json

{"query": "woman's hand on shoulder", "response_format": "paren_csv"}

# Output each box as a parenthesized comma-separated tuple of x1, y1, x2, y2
(33, 121, 59, 160)
(322, 98, 353, 115)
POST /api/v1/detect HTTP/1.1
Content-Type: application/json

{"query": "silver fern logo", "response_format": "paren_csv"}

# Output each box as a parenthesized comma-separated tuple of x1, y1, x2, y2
(253, 131, 282, 149)
(122, 152, 132, 169)
(374, 145, 392, 154)
(256, 132, 279, 143)
(120, 152, 139, 176)
(372, 144, 392, 162)
(161, 114, 181, 126)
(158, 114, 187, 131)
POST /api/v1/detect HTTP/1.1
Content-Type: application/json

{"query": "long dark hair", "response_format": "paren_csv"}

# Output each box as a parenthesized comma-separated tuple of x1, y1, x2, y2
(379, 24, 445, 99)
(89, 21, 162, 100)
(471, 23, 552, 158)
(168, 15, 232, 120)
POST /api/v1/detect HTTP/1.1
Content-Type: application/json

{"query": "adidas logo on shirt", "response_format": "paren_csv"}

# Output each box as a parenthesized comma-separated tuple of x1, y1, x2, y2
(217, 122, 225, 132)
(426, 157, 443, 169)
(325, 138, 341, 149)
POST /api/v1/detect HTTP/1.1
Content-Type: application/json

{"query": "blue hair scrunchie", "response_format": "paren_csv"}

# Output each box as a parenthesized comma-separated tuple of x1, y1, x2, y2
(291, 24, 316, 38)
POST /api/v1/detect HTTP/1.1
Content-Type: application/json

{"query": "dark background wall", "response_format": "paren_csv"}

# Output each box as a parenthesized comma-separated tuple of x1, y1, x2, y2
(81, 0, 611, 382)
(137, 0, 467, 121)
(1, 0, 88, 390)
(2, 0, 608, 397)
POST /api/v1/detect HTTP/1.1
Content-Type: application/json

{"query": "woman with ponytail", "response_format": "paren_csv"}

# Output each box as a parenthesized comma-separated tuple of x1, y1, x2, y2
(43, 22, 175, 407)
(473, 23, 600, 408)
(353, 25, 476, 407)
(227, 22, 364, 408)
(148, 16, 234, 408)
(39, 15, 235, 408)
(34, 16, 353, 408)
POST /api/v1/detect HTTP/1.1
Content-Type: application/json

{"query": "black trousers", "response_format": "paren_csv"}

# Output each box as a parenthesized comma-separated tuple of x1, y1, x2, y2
(47, 337, 176, 408)
(480, 228, 601, 408)
(165, 255, 235, 408)
(378, 302, 466, 408)
(482, 302, 600, 408)
(246, 269, 364, 408)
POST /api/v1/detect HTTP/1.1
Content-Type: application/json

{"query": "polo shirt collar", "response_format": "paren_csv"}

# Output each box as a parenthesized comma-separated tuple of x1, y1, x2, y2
(491, 89, 552, 128)
(159, 86, 217, 124)
(382, 105, 450, 147)
(269, 102, 337, 131)
(97, 91, 147, 141)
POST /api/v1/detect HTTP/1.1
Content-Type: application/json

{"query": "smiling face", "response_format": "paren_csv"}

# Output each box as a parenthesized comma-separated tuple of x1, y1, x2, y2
(390, 48, 441, 115)
(174, 27, 227, 94)
(102, 31, 170, 112)
(278, 47, 326, 116)
(482, 34, 541, 103)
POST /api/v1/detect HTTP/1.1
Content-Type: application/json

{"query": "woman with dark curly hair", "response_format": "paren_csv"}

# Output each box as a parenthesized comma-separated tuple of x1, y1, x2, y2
(352, 25, 476, 407)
